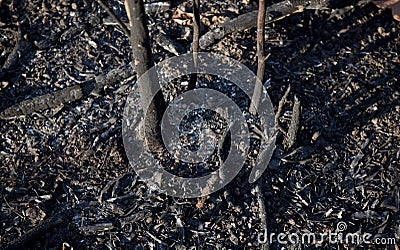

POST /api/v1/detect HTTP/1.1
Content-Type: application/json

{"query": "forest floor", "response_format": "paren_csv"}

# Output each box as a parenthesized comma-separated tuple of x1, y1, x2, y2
(0, 0, 399, 249)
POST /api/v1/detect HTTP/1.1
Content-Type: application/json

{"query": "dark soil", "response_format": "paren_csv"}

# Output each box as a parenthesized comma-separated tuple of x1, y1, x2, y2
(0, 0, 399, 249)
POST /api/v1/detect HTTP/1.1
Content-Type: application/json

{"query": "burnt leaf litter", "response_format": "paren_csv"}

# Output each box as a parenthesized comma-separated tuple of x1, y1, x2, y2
(0, 0, 399, 249)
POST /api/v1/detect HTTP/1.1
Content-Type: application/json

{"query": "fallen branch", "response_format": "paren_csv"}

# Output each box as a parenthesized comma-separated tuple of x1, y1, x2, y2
(0, 64, 133, 119)
(199, 0, 369, 49)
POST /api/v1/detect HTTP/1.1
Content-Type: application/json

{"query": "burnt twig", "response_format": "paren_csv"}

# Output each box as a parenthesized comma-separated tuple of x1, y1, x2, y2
(275, 85, 291, 135)
(283, 95, 301, 149)
(188, 0, 201, 90)
(0, 25, 33, 81)
(251, 1, 269, 250)
(96, 0, 130, 38)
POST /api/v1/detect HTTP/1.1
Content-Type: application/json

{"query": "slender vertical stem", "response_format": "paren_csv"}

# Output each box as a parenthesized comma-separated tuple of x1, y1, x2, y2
(192, 0, 201, 58)
(251, 1, 269, 250)
(256, 0, 266, 85)
(125, 0, 154, 76)
(250, 0, 267, 115)
(189, 0, 200, 90)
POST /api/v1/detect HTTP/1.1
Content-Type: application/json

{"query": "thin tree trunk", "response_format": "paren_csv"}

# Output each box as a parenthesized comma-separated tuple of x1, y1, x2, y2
(125, 0, 166, 151)
(250, 0, 267, 115)
(188, 0, 200, 90)
(192, 0, 200, 56)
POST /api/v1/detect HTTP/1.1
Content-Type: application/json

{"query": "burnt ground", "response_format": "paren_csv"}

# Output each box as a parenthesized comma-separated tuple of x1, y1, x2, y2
(0, 0, 399, 249)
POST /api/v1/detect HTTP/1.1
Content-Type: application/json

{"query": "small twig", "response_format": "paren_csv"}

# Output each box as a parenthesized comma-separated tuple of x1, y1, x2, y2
(255, 178, 268, 250)
(188, 0, 201, 90)
(2, 195, 24, 219)
(283, 95, 301, 149)
(96, 0, 130, 38)
(249, 0, 267, 115)
(275, 85, 291, 135)
(192, 0, 200, 57)
(256, 0, 267, 85)
(146, 231, 168, 246)
(79, 222, 114, 233)
(252, 1, 269, 250)
(63, 68, 86, 84)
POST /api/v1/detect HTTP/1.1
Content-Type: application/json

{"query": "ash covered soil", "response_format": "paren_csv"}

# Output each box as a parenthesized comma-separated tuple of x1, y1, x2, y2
(0, 0, 399, 249)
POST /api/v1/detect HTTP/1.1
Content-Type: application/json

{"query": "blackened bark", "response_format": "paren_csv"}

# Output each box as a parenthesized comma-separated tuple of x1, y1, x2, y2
(125, 0, 166, 151)
(125, 0, 154, 76)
